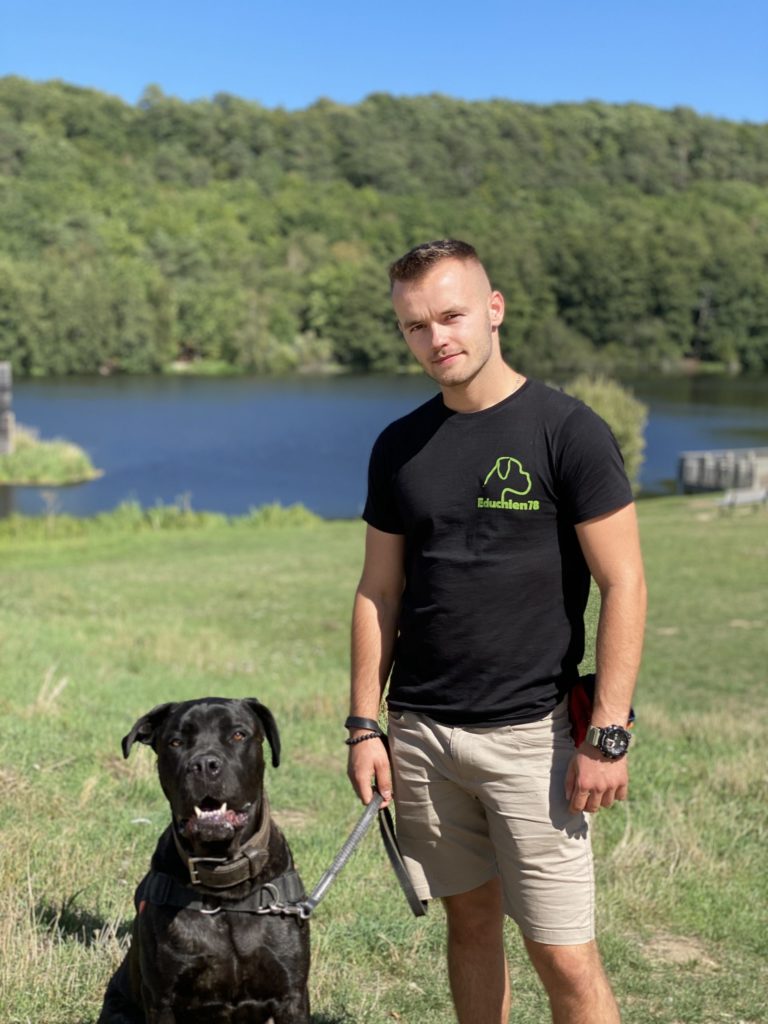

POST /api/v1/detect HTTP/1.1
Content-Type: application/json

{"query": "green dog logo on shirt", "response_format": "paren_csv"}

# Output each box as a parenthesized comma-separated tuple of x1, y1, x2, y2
(478, 457, 539, 511)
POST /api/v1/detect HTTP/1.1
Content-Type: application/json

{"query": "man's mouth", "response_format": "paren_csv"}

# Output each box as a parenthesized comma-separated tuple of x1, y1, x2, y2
(179, 799, 250, 839)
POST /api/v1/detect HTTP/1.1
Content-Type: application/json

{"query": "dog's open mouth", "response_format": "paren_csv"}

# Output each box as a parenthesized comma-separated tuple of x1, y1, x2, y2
(179, 798, 250, 840)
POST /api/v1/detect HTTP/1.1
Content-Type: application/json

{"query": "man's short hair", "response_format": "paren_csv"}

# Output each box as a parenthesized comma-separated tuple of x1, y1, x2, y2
(388, 239, 481, 286)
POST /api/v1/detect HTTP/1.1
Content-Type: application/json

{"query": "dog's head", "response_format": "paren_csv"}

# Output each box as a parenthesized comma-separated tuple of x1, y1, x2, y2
(122, 697, 280, 846)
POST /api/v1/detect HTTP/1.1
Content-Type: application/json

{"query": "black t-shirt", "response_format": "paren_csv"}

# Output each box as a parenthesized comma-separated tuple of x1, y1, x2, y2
(363, 378, 634, 725)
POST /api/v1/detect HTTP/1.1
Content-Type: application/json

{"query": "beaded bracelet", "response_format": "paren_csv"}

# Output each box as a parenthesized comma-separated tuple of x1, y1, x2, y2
(344, 732, 382, 746)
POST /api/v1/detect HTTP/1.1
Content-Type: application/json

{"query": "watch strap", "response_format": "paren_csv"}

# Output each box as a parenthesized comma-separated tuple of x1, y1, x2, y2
(585, 724, 602, 748)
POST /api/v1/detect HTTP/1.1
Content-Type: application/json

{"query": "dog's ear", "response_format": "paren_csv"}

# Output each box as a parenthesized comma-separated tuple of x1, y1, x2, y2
(122, 703, 176, 758)
(243, 699, 281, 768)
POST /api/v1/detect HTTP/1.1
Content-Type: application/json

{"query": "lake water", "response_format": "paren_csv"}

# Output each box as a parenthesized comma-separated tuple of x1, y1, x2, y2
(2, 374, 767, 519)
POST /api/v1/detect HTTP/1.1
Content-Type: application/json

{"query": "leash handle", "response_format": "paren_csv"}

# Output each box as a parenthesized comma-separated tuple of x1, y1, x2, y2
(303, 791, 384, 914)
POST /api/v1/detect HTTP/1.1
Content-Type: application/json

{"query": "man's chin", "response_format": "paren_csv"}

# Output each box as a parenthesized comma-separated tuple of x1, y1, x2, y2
(428, 362, 480, 390)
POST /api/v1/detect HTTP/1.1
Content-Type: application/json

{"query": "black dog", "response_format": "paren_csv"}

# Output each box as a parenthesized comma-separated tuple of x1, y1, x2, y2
(99, 697, 310, 1023)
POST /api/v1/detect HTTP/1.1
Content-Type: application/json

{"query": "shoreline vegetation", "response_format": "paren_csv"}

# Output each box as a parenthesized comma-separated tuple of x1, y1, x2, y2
(0, 425, 102, 486)
(160, 355, 741, 380)
(0, 499, 322, 538)
(0, 497, 765, 1022)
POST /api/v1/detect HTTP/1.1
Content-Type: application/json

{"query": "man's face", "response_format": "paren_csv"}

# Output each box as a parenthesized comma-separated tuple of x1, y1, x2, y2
(391, 258, 505, 391)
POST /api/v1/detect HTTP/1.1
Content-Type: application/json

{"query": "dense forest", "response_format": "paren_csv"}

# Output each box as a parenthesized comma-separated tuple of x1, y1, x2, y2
(0, 76, 767, 377)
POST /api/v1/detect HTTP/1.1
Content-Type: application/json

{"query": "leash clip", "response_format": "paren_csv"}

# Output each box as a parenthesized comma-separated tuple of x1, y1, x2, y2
(253, 882, 313, 919)
(272, 900, 313, 920)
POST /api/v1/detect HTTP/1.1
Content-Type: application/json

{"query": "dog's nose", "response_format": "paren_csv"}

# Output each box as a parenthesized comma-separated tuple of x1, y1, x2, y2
(187, 754, 223, 777)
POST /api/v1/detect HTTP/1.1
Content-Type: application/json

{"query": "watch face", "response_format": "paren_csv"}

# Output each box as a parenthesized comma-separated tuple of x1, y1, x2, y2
(601, 726, 630, 757)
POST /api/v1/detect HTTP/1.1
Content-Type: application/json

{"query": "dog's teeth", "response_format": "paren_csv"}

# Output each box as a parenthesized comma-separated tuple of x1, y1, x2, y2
(221, 803, 227, 813)
(194, 806, 203, 818)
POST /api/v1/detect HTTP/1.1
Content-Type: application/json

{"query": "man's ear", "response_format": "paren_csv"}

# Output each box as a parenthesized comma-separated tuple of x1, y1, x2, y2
(122, 703, 176, 758)
(489, 289, 505, 329)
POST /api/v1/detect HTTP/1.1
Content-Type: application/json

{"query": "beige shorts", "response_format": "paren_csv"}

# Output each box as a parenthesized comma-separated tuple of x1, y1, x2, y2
(388, 699, 594, 945)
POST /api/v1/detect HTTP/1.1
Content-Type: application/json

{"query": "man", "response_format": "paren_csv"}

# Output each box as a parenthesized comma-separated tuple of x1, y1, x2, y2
(346, 239, 646, 1024)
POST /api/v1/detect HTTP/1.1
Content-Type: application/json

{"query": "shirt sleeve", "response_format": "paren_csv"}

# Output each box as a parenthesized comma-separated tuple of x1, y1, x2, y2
(555, 403, 634, 524)
(362, 429, 406, 534)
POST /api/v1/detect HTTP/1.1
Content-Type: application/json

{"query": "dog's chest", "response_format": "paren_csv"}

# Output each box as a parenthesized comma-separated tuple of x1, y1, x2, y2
(146, 909, 299, 1006)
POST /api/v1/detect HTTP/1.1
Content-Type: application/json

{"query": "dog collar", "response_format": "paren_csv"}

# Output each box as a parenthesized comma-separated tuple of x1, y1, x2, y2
(172, 796, 272, 888)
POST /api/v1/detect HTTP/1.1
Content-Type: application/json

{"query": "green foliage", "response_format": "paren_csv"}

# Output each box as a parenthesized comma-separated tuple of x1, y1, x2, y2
(1, 77, 768, 376)
(564, 375, 648, 491)
(0, 425, 101, 484)
(0, 499, 321, 540)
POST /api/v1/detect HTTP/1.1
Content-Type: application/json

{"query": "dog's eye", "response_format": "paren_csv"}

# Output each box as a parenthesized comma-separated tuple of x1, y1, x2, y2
(231, 730, 247, 742)
(168, 738, 183, 748)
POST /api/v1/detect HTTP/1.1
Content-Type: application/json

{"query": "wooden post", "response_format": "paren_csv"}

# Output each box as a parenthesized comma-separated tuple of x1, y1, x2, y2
(0, 362, 14, 455)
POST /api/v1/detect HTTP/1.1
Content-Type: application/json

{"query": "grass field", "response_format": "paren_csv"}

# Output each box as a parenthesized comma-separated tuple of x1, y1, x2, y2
(0, 496, 765, 1023)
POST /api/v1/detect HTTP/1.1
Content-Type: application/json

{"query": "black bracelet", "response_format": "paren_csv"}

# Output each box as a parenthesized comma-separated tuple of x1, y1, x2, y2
(344, 715, 383, 735)
(344, 732, 382, 746)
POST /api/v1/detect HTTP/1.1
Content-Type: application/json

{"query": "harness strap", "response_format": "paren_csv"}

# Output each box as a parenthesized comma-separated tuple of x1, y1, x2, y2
(142, 867, 307, 916)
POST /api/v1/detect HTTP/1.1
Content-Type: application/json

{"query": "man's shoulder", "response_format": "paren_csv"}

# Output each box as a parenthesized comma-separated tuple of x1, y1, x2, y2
(374, 393, 447, 448)
(524, 378, 583, 417)
(523, 379, 605, 435)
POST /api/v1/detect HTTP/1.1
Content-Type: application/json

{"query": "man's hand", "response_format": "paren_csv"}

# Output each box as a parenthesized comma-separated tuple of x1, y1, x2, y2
(565, 745, 629, 814)
(347, 736, 393, 807)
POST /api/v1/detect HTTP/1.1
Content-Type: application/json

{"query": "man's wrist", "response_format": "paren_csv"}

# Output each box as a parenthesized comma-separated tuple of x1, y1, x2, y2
(345, 715, 383, 735)
(585, 722, 632, 760)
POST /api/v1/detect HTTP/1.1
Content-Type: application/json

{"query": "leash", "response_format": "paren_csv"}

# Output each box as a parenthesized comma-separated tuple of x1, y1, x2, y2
(303, 790, 426, 918)
(148, 791, 427, 920)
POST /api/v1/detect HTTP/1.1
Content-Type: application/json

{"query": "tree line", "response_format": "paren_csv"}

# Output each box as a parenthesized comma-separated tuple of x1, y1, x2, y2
(1, 77, 766, 377)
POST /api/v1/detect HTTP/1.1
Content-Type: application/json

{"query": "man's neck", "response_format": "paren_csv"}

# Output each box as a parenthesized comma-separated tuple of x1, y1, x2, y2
(441, 362, 525, 414)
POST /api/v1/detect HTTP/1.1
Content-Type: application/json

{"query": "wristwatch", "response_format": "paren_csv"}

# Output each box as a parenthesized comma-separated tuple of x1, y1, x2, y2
(585, 724, 632, 760)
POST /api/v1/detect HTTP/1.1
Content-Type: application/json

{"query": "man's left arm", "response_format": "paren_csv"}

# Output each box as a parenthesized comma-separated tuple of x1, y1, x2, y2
(566, 502, 647, 814)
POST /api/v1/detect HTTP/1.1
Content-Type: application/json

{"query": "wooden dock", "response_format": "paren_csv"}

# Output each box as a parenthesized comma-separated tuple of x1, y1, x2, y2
(678, 448, 768, 493)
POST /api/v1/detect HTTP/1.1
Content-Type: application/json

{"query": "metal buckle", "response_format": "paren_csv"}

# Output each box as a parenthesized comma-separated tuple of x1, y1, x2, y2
(188, 856, 228, 886)
(254, 882, 281, 914)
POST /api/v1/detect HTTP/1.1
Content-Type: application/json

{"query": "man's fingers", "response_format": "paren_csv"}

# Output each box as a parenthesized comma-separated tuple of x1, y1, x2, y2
(569, 785, 622, 813)
(567, 751, 630, 813)
(564, 759, 576, 802)
(375, 760, 393, 804)
(347, 741, 392, 806)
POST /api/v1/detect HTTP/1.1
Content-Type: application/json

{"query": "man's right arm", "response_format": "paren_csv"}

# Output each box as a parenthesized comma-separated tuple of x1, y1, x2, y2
(347, 525, 405, 806)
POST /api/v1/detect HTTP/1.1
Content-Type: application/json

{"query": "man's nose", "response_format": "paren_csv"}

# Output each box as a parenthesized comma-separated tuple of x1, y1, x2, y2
(428, 323, 448, 348)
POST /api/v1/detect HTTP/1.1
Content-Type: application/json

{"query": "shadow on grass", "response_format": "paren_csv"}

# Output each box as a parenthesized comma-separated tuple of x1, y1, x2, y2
(35, 895, 132, 945)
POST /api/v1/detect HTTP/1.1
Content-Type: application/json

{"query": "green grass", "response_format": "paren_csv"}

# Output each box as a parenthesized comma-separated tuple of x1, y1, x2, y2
(0, 497, 765, 1023)
(0, 426, 102, 485)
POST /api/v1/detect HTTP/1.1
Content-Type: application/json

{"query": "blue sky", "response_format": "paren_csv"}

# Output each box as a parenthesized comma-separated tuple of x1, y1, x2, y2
(2, 0, 766, 122)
